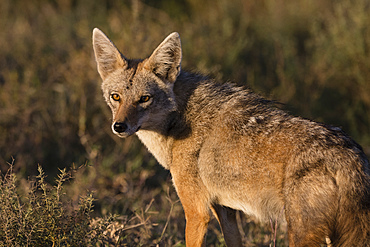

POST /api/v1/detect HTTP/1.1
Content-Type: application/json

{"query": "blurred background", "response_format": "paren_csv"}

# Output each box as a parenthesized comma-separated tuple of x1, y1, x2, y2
(0, 0, 369, 245)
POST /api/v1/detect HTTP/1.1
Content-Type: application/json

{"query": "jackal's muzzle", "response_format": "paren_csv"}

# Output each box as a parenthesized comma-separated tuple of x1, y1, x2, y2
(112, 121, 141, 138)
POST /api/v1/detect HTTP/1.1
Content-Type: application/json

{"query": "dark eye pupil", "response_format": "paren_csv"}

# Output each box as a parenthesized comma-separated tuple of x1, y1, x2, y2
(140, 96, 150, 102)
(112, 94, 120, 101)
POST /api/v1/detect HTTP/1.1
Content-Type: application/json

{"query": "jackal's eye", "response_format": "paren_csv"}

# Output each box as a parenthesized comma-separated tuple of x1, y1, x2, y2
(111, 93, 120, 101)
(139, 95, 151, 103)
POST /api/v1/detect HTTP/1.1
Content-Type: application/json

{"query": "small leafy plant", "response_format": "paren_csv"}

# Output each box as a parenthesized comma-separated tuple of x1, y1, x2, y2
(0, 164, 113, 247)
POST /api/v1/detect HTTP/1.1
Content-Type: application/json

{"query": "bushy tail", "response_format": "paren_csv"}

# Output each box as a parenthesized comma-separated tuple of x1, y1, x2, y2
(331, 169, 370, 246)
(333, 208, 370, 246)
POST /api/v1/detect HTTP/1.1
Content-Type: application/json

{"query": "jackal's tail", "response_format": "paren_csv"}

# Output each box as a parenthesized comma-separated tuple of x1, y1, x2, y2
(332, 207, 370, 246)
(331, 168, 370, 246)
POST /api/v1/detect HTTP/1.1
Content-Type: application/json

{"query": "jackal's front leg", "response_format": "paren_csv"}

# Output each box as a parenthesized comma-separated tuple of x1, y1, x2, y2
(171, 166, 211, 247)
(211, 204, 243, 246)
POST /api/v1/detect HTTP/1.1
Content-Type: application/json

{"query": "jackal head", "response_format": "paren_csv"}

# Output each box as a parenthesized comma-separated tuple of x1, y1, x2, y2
(92, 29, 182, 138)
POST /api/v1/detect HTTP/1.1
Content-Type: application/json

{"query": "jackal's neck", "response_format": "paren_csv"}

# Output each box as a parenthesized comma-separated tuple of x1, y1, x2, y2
(135, 71, 204, 169)
(136, 70, 229, 169)
(136, 130, 173, 169)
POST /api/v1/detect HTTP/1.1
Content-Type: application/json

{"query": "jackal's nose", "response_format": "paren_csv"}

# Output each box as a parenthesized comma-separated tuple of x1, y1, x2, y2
(113, 122, 128, 133)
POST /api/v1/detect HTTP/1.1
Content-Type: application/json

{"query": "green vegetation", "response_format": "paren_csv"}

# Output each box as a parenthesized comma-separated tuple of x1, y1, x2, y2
(0, 0, 369, 245)
(0, 164, 112, 246)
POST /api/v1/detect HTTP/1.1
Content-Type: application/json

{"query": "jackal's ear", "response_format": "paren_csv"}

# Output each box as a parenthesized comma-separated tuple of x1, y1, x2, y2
(92, 28, 128, 80)
(144, 32, 182, 83)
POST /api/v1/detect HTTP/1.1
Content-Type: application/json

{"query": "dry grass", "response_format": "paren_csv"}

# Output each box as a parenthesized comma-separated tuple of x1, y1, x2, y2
(0, 162, 111, 246)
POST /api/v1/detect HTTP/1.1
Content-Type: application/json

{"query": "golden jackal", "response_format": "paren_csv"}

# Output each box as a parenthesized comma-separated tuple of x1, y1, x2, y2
(92, 28, 370, 246)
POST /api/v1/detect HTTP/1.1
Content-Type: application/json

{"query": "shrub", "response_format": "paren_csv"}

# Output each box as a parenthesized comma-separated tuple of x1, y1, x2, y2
(0, 163, 112, 246)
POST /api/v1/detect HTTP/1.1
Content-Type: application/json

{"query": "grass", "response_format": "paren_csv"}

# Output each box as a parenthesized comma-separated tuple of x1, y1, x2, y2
(0, 162, 111, 246)
(0, 0, 369, 245)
